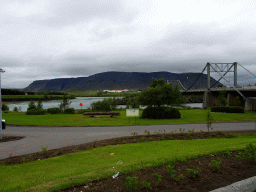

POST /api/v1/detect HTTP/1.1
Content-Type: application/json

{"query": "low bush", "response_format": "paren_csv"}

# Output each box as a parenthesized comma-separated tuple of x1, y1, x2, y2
(90, 98, 118, 112)
(77, 109, 92, 114)
(236, 143, 256, 162)
(26, 109, 46, 115)
(141, 106, 181, 119)
(47, 107, 62, 114)
(64, 108, 76, 114)
(211, 106, 244, 113)
(124, 177, 139, 192)
(2, 103, 9, 111)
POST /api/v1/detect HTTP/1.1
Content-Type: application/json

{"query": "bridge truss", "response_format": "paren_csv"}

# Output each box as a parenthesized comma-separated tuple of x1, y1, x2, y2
(173, 62, 256, 100)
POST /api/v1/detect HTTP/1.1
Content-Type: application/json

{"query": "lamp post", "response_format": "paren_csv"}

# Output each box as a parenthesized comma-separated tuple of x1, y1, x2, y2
(0, 68, 5, 139)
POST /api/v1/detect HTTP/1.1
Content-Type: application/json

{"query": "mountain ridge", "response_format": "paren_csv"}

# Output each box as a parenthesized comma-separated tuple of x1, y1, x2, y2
(23, 71, 223, 92)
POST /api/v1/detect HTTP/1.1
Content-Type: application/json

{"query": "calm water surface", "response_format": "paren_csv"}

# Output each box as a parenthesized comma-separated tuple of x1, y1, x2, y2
(4, 97, 203, 112)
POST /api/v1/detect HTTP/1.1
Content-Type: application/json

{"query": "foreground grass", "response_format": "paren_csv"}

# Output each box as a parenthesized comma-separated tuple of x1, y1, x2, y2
(0, 134, 255, 192)
(3, 109, 256, 127)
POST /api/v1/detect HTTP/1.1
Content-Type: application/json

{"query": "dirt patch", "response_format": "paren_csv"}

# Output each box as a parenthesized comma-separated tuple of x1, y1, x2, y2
(0, 135, 25, 143)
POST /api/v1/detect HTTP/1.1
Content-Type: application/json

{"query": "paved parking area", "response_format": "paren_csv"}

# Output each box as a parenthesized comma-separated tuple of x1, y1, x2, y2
(1, 122, 256, 160)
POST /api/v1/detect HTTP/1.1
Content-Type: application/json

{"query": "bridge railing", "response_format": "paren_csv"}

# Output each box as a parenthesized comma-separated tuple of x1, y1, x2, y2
(181, 86, 256, 92)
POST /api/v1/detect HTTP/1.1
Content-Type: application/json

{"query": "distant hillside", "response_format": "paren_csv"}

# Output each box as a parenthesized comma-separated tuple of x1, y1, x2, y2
(23, 71, 223, 92)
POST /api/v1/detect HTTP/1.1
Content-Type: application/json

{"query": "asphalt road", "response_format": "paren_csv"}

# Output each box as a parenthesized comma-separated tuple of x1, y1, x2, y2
(1, 122, 256, 160)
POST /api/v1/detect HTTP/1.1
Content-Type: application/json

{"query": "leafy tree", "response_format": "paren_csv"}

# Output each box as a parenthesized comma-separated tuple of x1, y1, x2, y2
(229, 96, 241, 106)
(59, 95, 71, 111)
(139, 78, 187, 107)
(37, 99, 43, 110)
(218, 90, 227, 106)
(27, 100, 37, 110)
(150, 78, 166, 88)
(2, 103, 9, 111)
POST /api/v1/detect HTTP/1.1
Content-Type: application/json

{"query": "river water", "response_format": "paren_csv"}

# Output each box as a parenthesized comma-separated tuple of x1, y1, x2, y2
(4, 97, 203, 112)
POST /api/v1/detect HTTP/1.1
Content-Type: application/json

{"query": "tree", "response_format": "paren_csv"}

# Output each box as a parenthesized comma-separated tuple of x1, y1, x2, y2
(139, 78, 187, 107)
(27, 100, 37, 110)
(150, 78, 166, 88)
(218, 90, 227, 106)
(229, 96, 241, 107)
(37, 99, 43, 110)
(59, 95, 71, 111)
(206, 111, 214, 133)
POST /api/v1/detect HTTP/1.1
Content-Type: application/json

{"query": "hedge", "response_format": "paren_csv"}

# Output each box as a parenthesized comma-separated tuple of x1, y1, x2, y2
(211, 106, 244, 113)
(26, 109, 46, 115)
(141, 106, 181, 119)
(47, 107, 62, 114)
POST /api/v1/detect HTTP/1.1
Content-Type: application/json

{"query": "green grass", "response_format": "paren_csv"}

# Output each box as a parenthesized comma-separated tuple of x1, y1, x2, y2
(0, 135, 255, 192)
(3, 109, 256, 127)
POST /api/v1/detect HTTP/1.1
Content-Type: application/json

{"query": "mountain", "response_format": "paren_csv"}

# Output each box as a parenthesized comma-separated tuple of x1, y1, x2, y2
(23, 71, 223, 92)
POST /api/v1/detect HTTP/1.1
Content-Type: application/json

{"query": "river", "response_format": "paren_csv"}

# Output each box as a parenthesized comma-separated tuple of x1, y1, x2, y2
(4, 97, 203, 112)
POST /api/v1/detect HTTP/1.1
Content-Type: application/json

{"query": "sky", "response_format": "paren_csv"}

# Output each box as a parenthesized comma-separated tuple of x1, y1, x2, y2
(1, 0, 256, 89)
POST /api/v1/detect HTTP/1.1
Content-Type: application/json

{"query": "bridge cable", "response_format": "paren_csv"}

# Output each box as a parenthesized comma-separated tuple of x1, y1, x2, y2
(184, 65, 207, 92)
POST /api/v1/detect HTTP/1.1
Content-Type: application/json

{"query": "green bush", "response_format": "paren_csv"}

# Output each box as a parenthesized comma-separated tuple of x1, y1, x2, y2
(141, 106, 181, 119)
(211, 106, 244, 113)
(2, 103, 9, 111)
(13, 107, 18, 112)
(27, 100, 37, 111)
(236, 143, 256, 162)
(90, 98, 118, 112)
(26, 109, 46, 115)
(124, 177, 139, 192)
(64, 108, 76, 114)
(77, 109, 92, 114)
(47, 107, 62, 114)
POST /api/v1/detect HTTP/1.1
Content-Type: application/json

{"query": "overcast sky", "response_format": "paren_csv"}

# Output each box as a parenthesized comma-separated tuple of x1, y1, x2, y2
(1, 0, 256, 89)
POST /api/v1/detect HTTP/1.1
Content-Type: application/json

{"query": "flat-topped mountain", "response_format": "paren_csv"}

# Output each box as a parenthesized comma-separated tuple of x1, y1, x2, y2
(23, 71, 223, 92)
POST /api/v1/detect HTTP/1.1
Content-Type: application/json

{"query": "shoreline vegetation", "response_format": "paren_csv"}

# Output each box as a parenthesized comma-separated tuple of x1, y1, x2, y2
(2, 94, 203, 104)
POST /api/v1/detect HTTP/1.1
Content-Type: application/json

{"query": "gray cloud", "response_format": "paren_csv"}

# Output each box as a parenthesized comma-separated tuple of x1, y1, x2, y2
(1, 0, 256, 88)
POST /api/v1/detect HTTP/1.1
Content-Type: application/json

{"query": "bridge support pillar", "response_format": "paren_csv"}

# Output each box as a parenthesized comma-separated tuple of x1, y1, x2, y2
(245, 98, 256, 111)
(203, 91, 220, 108)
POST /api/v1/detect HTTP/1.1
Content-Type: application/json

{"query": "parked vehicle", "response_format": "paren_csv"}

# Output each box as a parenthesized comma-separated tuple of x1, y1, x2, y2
(2, 119, 5, 129)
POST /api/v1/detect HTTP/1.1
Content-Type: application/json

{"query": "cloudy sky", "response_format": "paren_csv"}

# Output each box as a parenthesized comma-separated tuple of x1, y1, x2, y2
(1, 0, 256, 89)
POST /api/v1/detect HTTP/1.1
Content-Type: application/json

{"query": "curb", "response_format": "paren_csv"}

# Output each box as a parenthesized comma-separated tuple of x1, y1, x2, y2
(210, 176, 256, 192)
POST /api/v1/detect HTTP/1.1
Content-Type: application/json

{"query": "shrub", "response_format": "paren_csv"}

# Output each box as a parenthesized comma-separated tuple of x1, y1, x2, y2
(211, 106, 244, 113)
(222, 150, 232, 159)
(140, 181, 152, 190)
(27, 100, 37, 110)
(236, 143, 256, 162)
(166, 165, 176, 178)
(90, 98, 118, 111)
(186, 168, 200, 178)
(64, 108, 76, 114)
(26, 109, 46, 115)
(13, 106, 18, 112)
(77, 109, 92, 114)
(2, 103, 9, 111)
(210, 158, 222, 171)
(124, 177, 139, 192)
(153, 173, 162, 184)
(47, 107, 62, 114)
(141, 106, 181, 119)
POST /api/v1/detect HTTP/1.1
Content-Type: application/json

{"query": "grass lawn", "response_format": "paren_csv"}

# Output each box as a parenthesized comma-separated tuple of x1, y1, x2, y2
(3, 109, 256, 127)
(0, 134, 255, 192)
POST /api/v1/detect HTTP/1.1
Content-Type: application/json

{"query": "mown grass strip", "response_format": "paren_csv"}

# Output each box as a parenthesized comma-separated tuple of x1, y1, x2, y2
(3, 109, 256, 127)
(0, 135, 255, 192)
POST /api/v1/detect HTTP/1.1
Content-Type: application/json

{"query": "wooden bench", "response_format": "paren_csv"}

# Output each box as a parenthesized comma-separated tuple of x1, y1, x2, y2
(83, 112, 120, 117)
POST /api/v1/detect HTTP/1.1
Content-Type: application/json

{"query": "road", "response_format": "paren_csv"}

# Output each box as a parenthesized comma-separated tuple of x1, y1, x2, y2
(1, 122, 256, 160)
